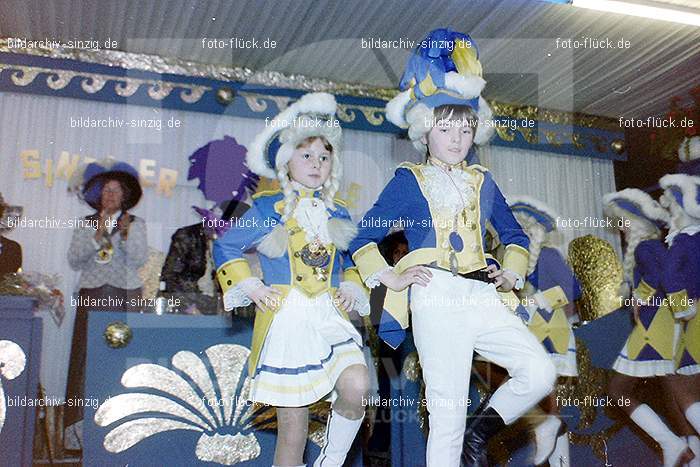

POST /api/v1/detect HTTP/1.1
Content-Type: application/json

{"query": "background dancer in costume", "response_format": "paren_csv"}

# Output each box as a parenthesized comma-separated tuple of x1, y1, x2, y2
(660, 174, 700, 466)
(603, 189, 694, 467)
(510, 197, 581, 467)
(214, 93, 370, 467)
(348, 28, 556, 467)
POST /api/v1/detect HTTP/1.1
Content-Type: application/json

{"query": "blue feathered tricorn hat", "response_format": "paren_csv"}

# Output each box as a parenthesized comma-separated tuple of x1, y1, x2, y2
(659, 174, 700, 219)
(386, 28, 494, 148)
(509, 196, 560, 233)
(69, 158, 142, 211)
(602, 188, 670, 229)
(247, 92, 342, 180)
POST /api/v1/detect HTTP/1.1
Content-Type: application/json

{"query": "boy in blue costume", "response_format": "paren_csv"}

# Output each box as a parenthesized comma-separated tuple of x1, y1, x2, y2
(348, 29, 556, 467)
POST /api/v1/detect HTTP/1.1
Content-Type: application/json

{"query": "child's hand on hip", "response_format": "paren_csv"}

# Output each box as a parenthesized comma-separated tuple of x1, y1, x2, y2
(380, 266, 432, 292)
(334, 288, 355, 314)
(487, 264, 515, 292)
(249, 285, 282, 313)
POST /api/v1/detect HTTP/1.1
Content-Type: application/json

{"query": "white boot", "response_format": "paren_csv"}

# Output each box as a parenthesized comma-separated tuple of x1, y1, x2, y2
(313, 410, 363, 467)
(686, 403, 700, 436)
(687, 435, 700, 467)
(630, 404, 693, 467)
(533, 415, 562, 465)
(548, 431, 570, 467)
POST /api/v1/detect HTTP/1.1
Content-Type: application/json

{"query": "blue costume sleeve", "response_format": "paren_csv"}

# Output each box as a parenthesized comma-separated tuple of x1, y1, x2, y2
(349, 168, 415, 255)
(661, 235, 696, 317)
(537, 248, 582, 302)
(333, 204, 361, 272)
(484, 172, 529, 251)
(634, 240, 663, 290)
(213, 198, 273, 268)
(481, 172, 529, 277)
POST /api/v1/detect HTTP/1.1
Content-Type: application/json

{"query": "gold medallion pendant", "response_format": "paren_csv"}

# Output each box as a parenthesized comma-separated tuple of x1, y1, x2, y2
(96, 238, 114, 264)
(300, 241, 331, 268)
(299, 239, 331, 282)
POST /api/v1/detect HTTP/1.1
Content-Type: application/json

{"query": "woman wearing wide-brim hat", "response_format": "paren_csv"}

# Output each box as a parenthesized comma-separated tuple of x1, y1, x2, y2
(64, 160, 148, 450)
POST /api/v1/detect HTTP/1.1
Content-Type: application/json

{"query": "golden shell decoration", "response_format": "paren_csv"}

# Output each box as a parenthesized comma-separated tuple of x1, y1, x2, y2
(568, 235, 624, 321)
(0, 340, 27, 434)
(94, 343, 274, 465)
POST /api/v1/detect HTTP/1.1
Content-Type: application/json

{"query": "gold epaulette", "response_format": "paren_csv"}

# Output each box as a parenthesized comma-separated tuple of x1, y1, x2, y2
(468, 163, 490, 173)
(252, 189, 282, 200)
(397, 161, 420, 170)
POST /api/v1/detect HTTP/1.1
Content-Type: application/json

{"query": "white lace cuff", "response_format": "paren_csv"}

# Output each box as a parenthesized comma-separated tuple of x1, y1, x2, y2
(503, 269, 524, 290)
(222, 277, 263, 311)
(339, 281, 370, 316)
(533, 291, 553, 312)
(675, 302, 697, 320)
(365, 266, 393, 289)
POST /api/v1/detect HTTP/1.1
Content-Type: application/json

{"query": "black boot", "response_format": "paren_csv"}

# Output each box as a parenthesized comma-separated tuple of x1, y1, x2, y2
(461, 407, 506, 467)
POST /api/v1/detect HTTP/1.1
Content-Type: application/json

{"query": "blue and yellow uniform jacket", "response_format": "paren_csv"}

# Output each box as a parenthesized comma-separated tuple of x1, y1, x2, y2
(213, 189, 365, 376)
(662, 231, 699, 319)
(348, 162, 530, 347)
(526, 247, 582, 354)
(622, 239, 676, 361)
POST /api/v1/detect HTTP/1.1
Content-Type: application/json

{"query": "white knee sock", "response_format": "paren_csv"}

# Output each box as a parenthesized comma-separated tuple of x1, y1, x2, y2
(687, 435, 700, 467)
(313, 410, 363, 467)
(686, 402, 700, 436)
(548, 432, 570, 467)
(630, 404, 689, 467)
(533, 415, 561, 465)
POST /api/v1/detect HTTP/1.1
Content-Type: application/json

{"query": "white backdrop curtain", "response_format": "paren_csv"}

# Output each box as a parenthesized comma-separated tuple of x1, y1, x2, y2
(0, 91, 618, 399)
(478, 145, 621, 252)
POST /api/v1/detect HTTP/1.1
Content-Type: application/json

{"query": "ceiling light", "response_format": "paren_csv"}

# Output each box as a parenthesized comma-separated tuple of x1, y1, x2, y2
(571, 0, 700, 27)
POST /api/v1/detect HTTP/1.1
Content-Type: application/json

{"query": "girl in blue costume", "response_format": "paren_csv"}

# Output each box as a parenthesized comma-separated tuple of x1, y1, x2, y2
(510, 197, 581, 467)
(348, 29, 556, 467)
(603, 189, 694, 467)
(660, 173, 700, 466)
(214, 93, 370, 467)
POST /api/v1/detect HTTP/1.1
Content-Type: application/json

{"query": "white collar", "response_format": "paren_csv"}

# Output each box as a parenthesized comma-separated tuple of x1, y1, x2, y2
(666, 224, 700, 246)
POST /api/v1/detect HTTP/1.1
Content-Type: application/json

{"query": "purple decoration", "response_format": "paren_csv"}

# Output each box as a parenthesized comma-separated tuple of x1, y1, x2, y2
(192, 206, 233, 238)
(188, 136, 259, 203)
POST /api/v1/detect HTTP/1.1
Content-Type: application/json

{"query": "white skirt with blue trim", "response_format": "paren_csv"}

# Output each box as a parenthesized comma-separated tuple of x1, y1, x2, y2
(250, 287, 366, 407)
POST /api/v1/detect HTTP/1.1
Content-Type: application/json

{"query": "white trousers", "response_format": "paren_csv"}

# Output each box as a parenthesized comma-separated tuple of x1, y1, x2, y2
(411, 269, 556, 467)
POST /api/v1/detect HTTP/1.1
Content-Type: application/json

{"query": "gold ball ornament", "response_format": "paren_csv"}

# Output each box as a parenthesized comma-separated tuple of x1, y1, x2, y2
(103, 321, 133, 348)
(610, 139, 625, 155)
(215, 87, 235, 106)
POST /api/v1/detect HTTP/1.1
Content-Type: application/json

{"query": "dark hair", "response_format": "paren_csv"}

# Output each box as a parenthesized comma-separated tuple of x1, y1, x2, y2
(433, 104, 479, 134)
(378, 231, 408, 266)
